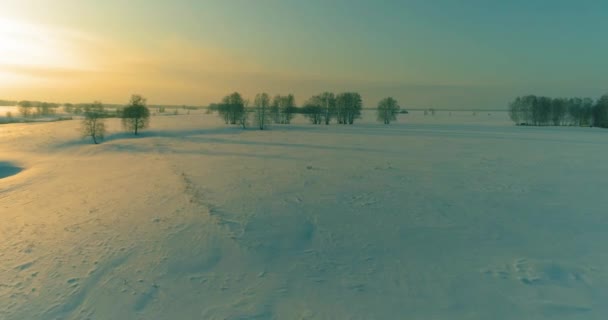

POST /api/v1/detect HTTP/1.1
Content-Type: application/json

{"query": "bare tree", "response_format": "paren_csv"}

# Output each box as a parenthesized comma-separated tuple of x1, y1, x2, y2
(336, 92, 363, 124)
(240, 98, 250, 128)
(121, 94, 150, 135)
(218, 92, 246, 125)
(81, 101, 106, 144)
(318, 92, 336, 125)
(270, 95, 282, 124)
(551, 98, 567, 126)
(377, 97, 400, 124)
(508, 97, 522, 124)
(302, 95, 324, 124)
(281, 94, 296, 124)
(254, 93, 270, 130)
(270, 94, 297, 124)
(594, 94, 608, 128)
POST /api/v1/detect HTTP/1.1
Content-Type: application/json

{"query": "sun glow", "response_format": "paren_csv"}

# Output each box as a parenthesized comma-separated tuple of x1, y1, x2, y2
(0, 18, 91, 70)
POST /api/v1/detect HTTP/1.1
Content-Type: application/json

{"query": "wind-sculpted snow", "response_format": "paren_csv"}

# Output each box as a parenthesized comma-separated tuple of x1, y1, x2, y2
(1, 111, 607, 319)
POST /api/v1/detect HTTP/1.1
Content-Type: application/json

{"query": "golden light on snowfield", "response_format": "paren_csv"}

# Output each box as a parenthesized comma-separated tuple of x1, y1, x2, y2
(1, 2, 608, 318)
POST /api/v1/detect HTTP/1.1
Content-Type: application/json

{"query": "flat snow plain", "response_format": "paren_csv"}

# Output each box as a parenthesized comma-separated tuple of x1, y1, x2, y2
(1, 110, 607, 319)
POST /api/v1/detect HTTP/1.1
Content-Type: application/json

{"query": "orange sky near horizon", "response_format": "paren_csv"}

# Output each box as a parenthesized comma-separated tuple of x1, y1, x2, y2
(2, 1, 606, 108)
(0, 17, 268, 105)
(0, 4, 516, 109)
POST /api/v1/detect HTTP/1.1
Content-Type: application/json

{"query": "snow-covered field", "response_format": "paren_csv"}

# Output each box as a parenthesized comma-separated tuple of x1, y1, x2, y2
(1, 110, 607, 319)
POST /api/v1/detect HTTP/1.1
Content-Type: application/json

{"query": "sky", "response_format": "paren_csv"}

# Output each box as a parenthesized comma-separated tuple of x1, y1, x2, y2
(1, 0, 607, 108)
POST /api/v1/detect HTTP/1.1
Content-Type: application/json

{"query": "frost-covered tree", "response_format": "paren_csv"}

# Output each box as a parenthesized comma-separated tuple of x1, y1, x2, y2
(376, 97, 400, 124)
(121, 94, 150, 135)
(81, 101, 106, 144)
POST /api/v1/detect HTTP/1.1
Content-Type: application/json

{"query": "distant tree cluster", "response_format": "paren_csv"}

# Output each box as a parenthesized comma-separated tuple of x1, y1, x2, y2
(0, 99, 17, 106)
(270, 94, 297, 124)
(301, 92, 336, 125)
(214, 91, 404, 129)
(509, 94, 608, 128)
(76, 94, 151, 144)
(217, 92, 247, 127)
(18, 101, 61, 117)
(335, 92, 363, 124)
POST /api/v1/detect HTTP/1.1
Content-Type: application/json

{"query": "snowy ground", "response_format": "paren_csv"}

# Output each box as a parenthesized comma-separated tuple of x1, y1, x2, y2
(1, 110, 607, 319)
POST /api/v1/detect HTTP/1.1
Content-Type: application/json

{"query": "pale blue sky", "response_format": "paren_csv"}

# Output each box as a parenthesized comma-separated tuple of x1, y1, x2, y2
(1, 0, 607, 108)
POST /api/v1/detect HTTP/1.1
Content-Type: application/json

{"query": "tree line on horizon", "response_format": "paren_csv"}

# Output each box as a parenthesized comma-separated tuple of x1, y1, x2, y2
(78, 91, 401, 143)
(10, 99, 196, 120)
(213, 91, 401, 130)
(508, 94, 608, 128)
(4, 92, 404, 143)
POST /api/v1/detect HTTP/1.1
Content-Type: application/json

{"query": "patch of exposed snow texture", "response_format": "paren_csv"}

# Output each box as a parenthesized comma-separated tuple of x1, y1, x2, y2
(1, 110, 607, 319)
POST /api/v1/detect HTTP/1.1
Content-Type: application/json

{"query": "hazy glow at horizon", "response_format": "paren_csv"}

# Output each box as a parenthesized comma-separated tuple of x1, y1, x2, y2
(1, 1, 607, 108)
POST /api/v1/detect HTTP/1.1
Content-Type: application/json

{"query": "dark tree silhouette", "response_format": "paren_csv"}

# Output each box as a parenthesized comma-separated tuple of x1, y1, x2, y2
(121, 94, 150, 135)
(81, 101, 106, 144)
(594, 94, 608, 128)
(377, 97, 400, 124)
(509, 94, 607, 127)
(254, 92, 270, 130)
(301, 95, 324, 124)
(218, 92, 246, 125)
(270, 94, 297, 124)
(280, 94, 296, 124)
(270, 95, 282, 124)
(508, 96, 522, 124)
(318, 92, 336, 125)
(336, 92, 363, 124)
(551, 98, 567, 126)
